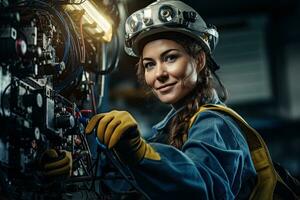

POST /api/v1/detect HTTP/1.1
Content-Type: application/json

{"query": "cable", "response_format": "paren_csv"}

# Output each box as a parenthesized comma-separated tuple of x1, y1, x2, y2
(54, 0, 88, 5)
(1, 83, 11, 117)
(89, 81, 97, 115)
(90, 145, 101, 191)
(95, 138, 152, 200)
(66, 11, 82, 67)
(83, 71, 97, 115)
(98, 33, 121, 75)
(54, 65, 83, 92)
(79, 5, 86, 64)
(109, 33, 121, 72)
(79, 133, 93, 169)
(15, 0, 72, 65)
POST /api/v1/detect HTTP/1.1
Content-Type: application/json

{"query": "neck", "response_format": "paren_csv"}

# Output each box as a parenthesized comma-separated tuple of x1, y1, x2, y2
(171, 90, 196, 111)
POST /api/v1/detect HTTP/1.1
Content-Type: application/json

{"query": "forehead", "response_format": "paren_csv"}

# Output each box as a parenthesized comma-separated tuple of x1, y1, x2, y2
(142, 39, 185, 58)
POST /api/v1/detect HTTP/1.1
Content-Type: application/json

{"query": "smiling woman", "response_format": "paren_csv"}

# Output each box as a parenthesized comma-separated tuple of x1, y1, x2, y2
(86, 0, 258, 199)
(141, 39, 201, 105)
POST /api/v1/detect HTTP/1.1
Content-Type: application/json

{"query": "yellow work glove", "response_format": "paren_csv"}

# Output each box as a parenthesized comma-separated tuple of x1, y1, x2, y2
(85, 110, 160, 165)
(39, 149, 72, 177)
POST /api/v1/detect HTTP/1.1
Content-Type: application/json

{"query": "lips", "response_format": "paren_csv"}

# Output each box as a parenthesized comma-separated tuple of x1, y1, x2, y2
(156, 82, 177, 92)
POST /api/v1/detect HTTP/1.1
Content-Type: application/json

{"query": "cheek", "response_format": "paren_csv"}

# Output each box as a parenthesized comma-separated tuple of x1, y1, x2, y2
(170, 59, 193, 77)
(176, 62, 198, 84)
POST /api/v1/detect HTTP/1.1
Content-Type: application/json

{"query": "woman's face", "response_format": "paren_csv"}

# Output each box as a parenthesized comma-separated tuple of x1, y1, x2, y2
(142, 39, 205, 105)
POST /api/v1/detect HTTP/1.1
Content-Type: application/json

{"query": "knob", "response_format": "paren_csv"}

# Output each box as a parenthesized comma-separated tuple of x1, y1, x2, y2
(23, 93, 43, 108)
(55, 114, 75, 129)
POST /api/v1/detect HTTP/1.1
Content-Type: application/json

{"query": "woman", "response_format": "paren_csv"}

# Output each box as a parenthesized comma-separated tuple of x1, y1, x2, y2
(86, 0, 257, 199)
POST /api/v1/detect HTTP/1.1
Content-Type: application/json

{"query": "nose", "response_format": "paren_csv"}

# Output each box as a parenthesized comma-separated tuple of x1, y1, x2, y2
(155, 62, 168, 82)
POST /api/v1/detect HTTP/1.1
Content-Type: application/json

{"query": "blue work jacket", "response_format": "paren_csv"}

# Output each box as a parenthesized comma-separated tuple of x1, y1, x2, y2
(129, 96, 257, 200)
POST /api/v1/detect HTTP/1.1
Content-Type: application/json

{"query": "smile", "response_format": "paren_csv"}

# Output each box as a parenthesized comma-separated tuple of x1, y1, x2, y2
(156, 83, 177, 92)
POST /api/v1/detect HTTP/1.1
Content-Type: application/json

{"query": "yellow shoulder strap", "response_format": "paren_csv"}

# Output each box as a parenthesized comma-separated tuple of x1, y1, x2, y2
(189, 104, 285, 200)
(189, 104, 263, 151)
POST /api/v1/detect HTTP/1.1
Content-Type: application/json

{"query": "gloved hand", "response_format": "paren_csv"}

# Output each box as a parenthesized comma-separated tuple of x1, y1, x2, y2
(39, 149, 72, 177)
(85, 110, 160, 165)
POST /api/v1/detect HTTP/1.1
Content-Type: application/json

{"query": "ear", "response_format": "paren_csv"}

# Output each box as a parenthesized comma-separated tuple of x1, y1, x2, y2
(195, 50, 206, 73)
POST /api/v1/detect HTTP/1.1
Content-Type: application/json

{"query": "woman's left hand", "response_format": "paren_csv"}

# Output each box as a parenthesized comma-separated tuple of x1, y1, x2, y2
(39, 149, 72, 177)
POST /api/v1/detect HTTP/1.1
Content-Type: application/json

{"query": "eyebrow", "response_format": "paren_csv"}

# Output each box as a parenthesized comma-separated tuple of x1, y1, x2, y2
(142, 48, 180, 62)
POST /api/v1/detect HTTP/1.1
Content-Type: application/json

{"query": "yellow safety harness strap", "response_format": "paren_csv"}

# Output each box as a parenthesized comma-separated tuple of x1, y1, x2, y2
(188, 104, 291, 200)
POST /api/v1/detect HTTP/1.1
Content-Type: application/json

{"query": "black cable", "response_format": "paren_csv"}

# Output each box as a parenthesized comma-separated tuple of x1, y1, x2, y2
(98, 33, 121, 75)
(54, 0, 88, 5)
(89, 81, 97, 115)
(84, 70, 97, 115)
(95, 138, 151, 200)
(13, 1, 72, 75)
(54, 66, 84, 92)
(52, 12, 84, 93)
(78, 132, 94, 177)
(74, 0, 88, 6)
(64, 12, 77, 69)
(110, 32, 121, 71)
(1, 83, 11, 117)
(54, 93, 73, 106)
(73, 159, 93, 195)
(79, 133, 93, 169)
(212, 70, 228, 102)
(90, 146, 101, 191)
(108, 150, 151, 200)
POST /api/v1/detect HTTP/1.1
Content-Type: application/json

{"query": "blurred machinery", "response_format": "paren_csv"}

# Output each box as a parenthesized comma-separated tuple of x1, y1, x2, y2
(0, 0, 125, 199)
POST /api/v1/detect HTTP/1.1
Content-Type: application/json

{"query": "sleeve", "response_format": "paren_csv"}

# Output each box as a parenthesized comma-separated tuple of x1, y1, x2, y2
(129, 111, 256, 200)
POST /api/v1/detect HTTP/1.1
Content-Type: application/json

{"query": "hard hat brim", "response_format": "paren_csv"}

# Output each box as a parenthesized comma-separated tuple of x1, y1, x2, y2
(131, 26, 211, 57)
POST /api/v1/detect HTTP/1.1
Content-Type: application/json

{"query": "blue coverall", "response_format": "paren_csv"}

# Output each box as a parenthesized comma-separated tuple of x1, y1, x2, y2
(129, 95, 257, 200)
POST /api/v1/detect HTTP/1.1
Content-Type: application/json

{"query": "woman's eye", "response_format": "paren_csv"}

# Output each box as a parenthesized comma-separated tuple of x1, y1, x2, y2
(143, 62, 155, 69)
(164, 54, 178, 63)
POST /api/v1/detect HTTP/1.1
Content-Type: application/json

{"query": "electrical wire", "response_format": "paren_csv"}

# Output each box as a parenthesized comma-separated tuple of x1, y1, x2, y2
(95, 138, 152, 200)
(54, 65, 84, 92)
(79, 5, 86, 63)
(109, 32, 121, 71)
(33, 1, 78, 73)
(89, 81, 97, 115)
(83, 69, 101, 189)
(66, 12, 81, 66)
(15, 0, 72, 65)
(55, 0, 88, 5)
(1, 83, 11, 117)
(79, 133, 93, 168)
(90, 145, 101, 191)
(55, 11, 84, 92)
(15, 1, 82, 92)
(99, 33, 121, 75)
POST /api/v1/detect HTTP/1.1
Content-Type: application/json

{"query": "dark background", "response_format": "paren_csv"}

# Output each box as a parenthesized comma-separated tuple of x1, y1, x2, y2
(107, 0, 300, 177)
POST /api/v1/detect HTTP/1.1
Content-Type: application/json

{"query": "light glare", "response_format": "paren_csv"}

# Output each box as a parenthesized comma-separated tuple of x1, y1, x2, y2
(66, 1, 113, 42)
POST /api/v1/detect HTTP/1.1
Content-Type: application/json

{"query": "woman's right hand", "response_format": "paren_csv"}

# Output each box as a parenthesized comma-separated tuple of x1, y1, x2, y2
(85, 110, 161, 165)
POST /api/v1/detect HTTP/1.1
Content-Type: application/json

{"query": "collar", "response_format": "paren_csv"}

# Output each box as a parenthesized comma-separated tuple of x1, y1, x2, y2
(151, 89, 223, 132)
(151, 106, 185, 133)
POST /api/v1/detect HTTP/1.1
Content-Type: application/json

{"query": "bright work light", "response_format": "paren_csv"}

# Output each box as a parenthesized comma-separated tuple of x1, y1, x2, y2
(66, 1, 113, 42)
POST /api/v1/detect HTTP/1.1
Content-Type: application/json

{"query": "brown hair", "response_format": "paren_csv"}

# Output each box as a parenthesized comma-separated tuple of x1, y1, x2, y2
(136, 37, 227, 149)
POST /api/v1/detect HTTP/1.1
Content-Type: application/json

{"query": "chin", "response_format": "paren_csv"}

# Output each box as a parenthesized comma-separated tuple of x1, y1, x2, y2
(157, 95, 179, 105)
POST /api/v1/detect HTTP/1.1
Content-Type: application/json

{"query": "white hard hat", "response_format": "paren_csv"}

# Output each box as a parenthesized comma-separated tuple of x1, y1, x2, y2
(124, 0, 219, 57)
